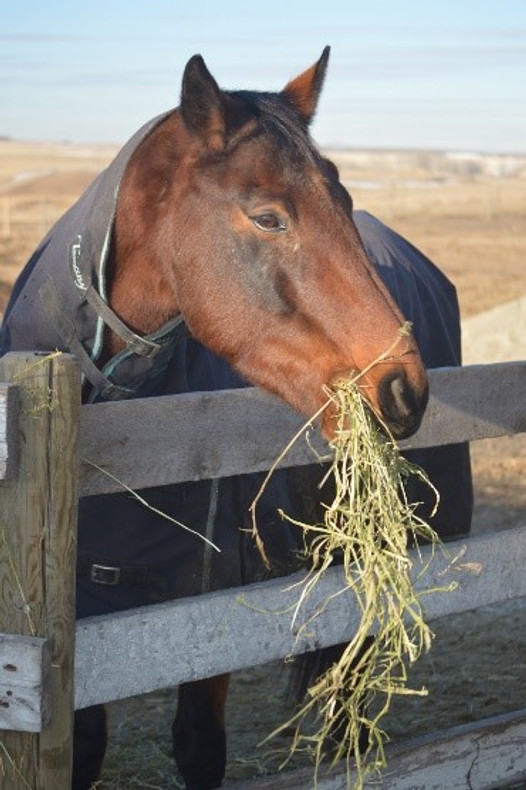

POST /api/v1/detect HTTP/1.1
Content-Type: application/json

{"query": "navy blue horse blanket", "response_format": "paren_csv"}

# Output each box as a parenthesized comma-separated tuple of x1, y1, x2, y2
(0, 118, 472, 618)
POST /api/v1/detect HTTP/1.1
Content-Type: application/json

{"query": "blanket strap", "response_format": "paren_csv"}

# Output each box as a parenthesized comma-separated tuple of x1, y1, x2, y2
(77, 555, 168, 595)
(85, 285, 162, 358)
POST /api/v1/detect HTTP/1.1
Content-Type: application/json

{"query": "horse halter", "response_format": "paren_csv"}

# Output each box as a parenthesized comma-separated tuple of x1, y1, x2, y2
(40, 265, 186, 402)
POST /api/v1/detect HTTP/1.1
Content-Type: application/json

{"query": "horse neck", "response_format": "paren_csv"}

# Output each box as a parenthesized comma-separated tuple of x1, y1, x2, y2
(104, 117, 184, 359)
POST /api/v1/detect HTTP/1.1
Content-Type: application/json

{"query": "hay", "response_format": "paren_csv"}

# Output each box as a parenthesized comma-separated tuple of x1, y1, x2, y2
(252, 331, 453, 789)
(82, 459, 220, 552)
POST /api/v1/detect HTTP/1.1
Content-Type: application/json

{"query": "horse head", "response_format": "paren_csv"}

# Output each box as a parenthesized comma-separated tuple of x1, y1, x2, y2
(110, 48, 428, 439)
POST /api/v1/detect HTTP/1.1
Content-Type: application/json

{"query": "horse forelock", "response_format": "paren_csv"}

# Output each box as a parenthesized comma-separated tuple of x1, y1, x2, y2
(224, 90, 322, 169)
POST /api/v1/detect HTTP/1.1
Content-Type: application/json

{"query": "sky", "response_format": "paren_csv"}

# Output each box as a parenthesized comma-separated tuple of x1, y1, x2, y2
(2, 0, 526, 153)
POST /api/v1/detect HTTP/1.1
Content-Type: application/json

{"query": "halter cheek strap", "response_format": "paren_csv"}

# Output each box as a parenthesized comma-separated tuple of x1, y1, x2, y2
(85, 283, 161, 359)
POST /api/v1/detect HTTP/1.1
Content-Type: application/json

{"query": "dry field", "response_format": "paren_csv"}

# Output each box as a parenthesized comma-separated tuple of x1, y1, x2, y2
(1, 140, 526, 788)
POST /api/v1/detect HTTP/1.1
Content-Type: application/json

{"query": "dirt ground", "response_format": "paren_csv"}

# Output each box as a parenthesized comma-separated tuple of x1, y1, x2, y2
(1, 141, 525, 788)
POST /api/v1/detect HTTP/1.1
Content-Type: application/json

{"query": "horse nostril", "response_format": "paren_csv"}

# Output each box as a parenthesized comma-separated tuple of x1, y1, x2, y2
(378, 372, 428, 439)
(390, 375, 415, 418)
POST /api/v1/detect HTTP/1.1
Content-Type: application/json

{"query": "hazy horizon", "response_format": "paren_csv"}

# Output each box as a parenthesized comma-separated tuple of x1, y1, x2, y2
(3, 1, 526, 154)
(3, 135, 526, 160)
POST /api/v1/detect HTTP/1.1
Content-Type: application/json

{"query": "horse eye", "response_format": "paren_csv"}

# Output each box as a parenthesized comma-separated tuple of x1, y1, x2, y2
(251, 213, 287, 233)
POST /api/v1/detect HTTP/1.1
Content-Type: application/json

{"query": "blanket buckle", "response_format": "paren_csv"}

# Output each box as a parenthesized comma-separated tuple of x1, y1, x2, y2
(90, 564, 121, 585)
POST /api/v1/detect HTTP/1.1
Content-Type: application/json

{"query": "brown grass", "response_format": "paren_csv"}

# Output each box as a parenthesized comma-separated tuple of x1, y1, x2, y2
(1, 141, 525, 319)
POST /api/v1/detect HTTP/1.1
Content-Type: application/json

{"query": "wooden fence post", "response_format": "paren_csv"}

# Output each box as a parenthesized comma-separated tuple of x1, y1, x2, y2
(0, 352, 80, 789)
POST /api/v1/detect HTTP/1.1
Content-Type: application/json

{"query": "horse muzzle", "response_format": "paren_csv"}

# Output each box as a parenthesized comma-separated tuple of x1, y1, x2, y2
(377, 370, 429, 440)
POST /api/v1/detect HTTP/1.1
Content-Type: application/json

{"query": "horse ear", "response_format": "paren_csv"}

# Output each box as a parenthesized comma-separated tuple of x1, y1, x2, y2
(282, 46, 330, 125)
(180, 55, 226, 148)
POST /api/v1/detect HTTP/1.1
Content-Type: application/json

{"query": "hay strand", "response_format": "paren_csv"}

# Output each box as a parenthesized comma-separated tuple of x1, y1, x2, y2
(82, 459, 221, 552)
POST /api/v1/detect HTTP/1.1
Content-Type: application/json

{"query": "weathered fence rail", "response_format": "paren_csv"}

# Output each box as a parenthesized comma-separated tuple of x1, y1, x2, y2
(79, 360, 526, 495)
(74, 525, 526, 710)
(1, 352, 526, 789)
(230, 709, 526, 790)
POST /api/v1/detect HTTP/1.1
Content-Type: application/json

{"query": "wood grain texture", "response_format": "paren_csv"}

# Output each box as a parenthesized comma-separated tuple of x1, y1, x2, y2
(37, 353, 80, 788)
(0, 352, 80, 789)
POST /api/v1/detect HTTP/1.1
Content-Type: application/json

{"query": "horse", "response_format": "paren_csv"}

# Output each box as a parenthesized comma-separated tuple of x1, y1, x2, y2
(0, 48, 472, 790)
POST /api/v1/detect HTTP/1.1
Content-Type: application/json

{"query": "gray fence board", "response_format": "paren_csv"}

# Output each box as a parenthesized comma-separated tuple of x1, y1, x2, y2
(0, 634, 52, 732)
(74, 523, 526, 709)
(412, 361, 526, 449)
(227, 708, 526, 789)
(0, 383, 18, 479)
(78, 362, 526, 497)
(79, 386, 321, 496)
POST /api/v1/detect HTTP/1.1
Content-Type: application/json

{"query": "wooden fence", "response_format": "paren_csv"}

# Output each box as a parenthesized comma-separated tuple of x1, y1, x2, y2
(1, 351, 525, 789)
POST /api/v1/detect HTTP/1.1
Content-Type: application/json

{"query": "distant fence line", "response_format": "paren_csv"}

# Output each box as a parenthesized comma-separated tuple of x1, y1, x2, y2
(0, 194, 76, 239)
(2, 164, 522, 243)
